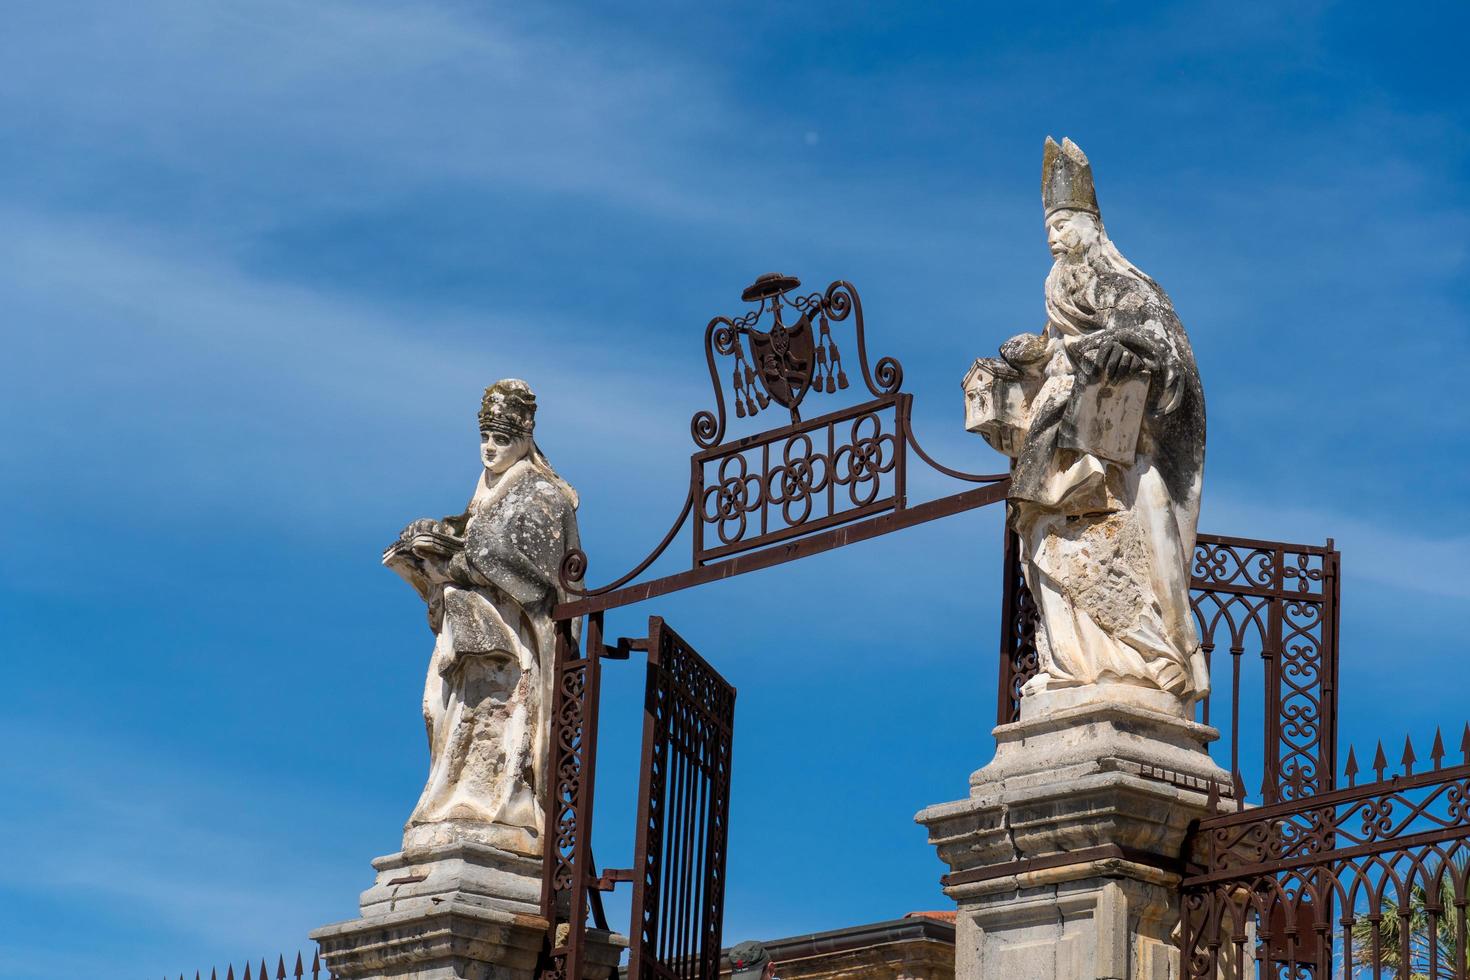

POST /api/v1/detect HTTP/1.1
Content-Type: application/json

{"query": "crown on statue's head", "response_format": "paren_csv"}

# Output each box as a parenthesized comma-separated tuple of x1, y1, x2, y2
(479, 378, 537, 436)
(1042, 136, 1099, 217)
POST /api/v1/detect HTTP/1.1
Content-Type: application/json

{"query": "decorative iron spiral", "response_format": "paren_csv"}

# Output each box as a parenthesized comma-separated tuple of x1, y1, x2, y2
(559, 549, 588, 591)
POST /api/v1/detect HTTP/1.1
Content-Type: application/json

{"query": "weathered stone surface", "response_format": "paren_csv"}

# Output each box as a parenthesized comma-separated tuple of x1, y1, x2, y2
(917, 703, 1229, 978)
(311, 901, 624, 980)
(978, 136, 1208, 713)
(720, 915, 957, 980)
(963, 357, 1033, 458)
(381, 379, 582, 858)
(357, 842, 543, 920)
(917, 696, 1232, 980)
(314, 382, 603, 979)
(1058, 371, 1149, 466)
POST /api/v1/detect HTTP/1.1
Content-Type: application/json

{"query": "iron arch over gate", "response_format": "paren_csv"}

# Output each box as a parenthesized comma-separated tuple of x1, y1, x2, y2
(534, 273, 1011, 980)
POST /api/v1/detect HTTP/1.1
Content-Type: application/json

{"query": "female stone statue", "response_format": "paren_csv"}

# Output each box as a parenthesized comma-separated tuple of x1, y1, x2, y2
(384, 379, 580, 855)
(980, 138, 1208, 709)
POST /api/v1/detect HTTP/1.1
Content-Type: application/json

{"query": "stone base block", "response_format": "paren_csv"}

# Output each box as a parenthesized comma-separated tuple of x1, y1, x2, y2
(955, 876, 1177, 980)
(357, 842, 542, 919)
(916, 694, 1234, 980)
(312, 842, 626, 980)
(312, 901, 550, 980)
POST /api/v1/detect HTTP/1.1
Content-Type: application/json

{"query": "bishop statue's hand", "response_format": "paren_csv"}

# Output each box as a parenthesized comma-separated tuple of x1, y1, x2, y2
(1075, 337, 1150, 384)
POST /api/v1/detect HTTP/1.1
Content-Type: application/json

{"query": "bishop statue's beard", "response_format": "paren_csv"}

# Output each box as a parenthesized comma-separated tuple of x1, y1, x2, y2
(1044, 235, 1154, 338)
(1044, 254, 1102, 336)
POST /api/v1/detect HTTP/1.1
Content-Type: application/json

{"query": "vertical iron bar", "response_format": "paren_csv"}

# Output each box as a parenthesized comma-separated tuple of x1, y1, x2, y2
(826, 419, 835, 521)
(1326, 543, 1341, 792)
(894, 395, 909, 511)
(1399, 907, 1414, 980)
(1231, 646, 1242, 795)
(662, 698, 686, 968)
(694, 743, 711, 976)
(1455, 899, 1467, 980)
(1264, 546, 1285, 804)
(997, 528, 1020, 727)
(692, 461, 705, 566)
(665, 691, 683, 975)
(627, 618, 665, 980)
(565, 611, 606, 980)
(676, 702, 698, 978)
(1430, 901, 1442, 980)
(690, 740, 708, 975)
(1370, 913, 1383, 980)
(760, 443, 769, 538)
(708, 680, 734, 980)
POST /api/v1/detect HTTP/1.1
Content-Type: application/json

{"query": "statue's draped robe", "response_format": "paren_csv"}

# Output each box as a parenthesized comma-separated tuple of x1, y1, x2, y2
(1009, 267, 1208, 701)
(409, 458, 579, 852)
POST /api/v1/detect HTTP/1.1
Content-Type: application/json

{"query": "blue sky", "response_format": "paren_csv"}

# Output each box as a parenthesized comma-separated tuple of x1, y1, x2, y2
(2, 1, 1468, 976)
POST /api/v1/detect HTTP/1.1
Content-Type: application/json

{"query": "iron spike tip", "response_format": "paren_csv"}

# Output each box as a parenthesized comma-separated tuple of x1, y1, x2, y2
(1402, 735, 1417, 775)
(1372, 741, 1389, 779)
(242, 963, 252, 980)
(1461, 723, 1470, 762)
(277, 954, 287, 979)
(293, 952, 304, 979)
(1432, 727, 1447, 767)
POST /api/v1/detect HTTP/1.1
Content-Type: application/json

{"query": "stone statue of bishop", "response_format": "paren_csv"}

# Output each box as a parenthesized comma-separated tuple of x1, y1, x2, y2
(970, 137, 1208, 710)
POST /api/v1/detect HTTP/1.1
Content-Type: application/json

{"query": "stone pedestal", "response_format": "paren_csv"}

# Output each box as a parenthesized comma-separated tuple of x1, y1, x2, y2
(915, 688, 1232, 980)
(311, 842, 625, 980)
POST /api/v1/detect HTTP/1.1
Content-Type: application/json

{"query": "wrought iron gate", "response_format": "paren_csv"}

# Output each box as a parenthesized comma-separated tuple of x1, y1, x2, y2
(538, 272, 1010, 979)
(539, 613, 736, 980)
(999, 531, 1340, 806)
(628, 618, 736, 980)
(1182, 742, 1470, 979)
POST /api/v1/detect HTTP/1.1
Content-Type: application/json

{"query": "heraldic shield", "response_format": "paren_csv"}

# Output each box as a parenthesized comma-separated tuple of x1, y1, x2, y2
(746, 308, 815, 412)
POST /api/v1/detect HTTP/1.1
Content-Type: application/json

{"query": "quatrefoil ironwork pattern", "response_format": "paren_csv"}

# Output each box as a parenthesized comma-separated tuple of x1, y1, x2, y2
(694, 403, 904, 561)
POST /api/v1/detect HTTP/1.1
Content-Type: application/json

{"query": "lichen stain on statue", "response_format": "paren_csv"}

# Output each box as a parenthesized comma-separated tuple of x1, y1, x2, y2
(382, 379, 580, 856)
(966, 137, 1208, 714)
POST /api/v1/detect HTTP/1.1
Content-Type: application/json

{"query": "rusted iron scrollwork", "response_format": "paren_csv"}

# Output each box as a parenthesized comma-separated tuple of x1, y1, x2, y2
(537, 273, 1011, 980)
(538, 614, 605, 980)
(1181, 743, 1470, 979)
(997, 533, 1340, 808)
(554, 273, 1008, 619)
(995, 530, 1040, 726)
(1191, 535, 1339, 804)
(691, 276, 899, 445)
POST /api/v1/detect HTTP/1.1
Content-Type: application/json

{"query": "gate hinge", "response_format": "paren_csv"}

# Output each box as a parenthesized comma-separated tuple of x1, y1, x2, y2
(590, 867, 635, 891)
(604, 637, 649, 660)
